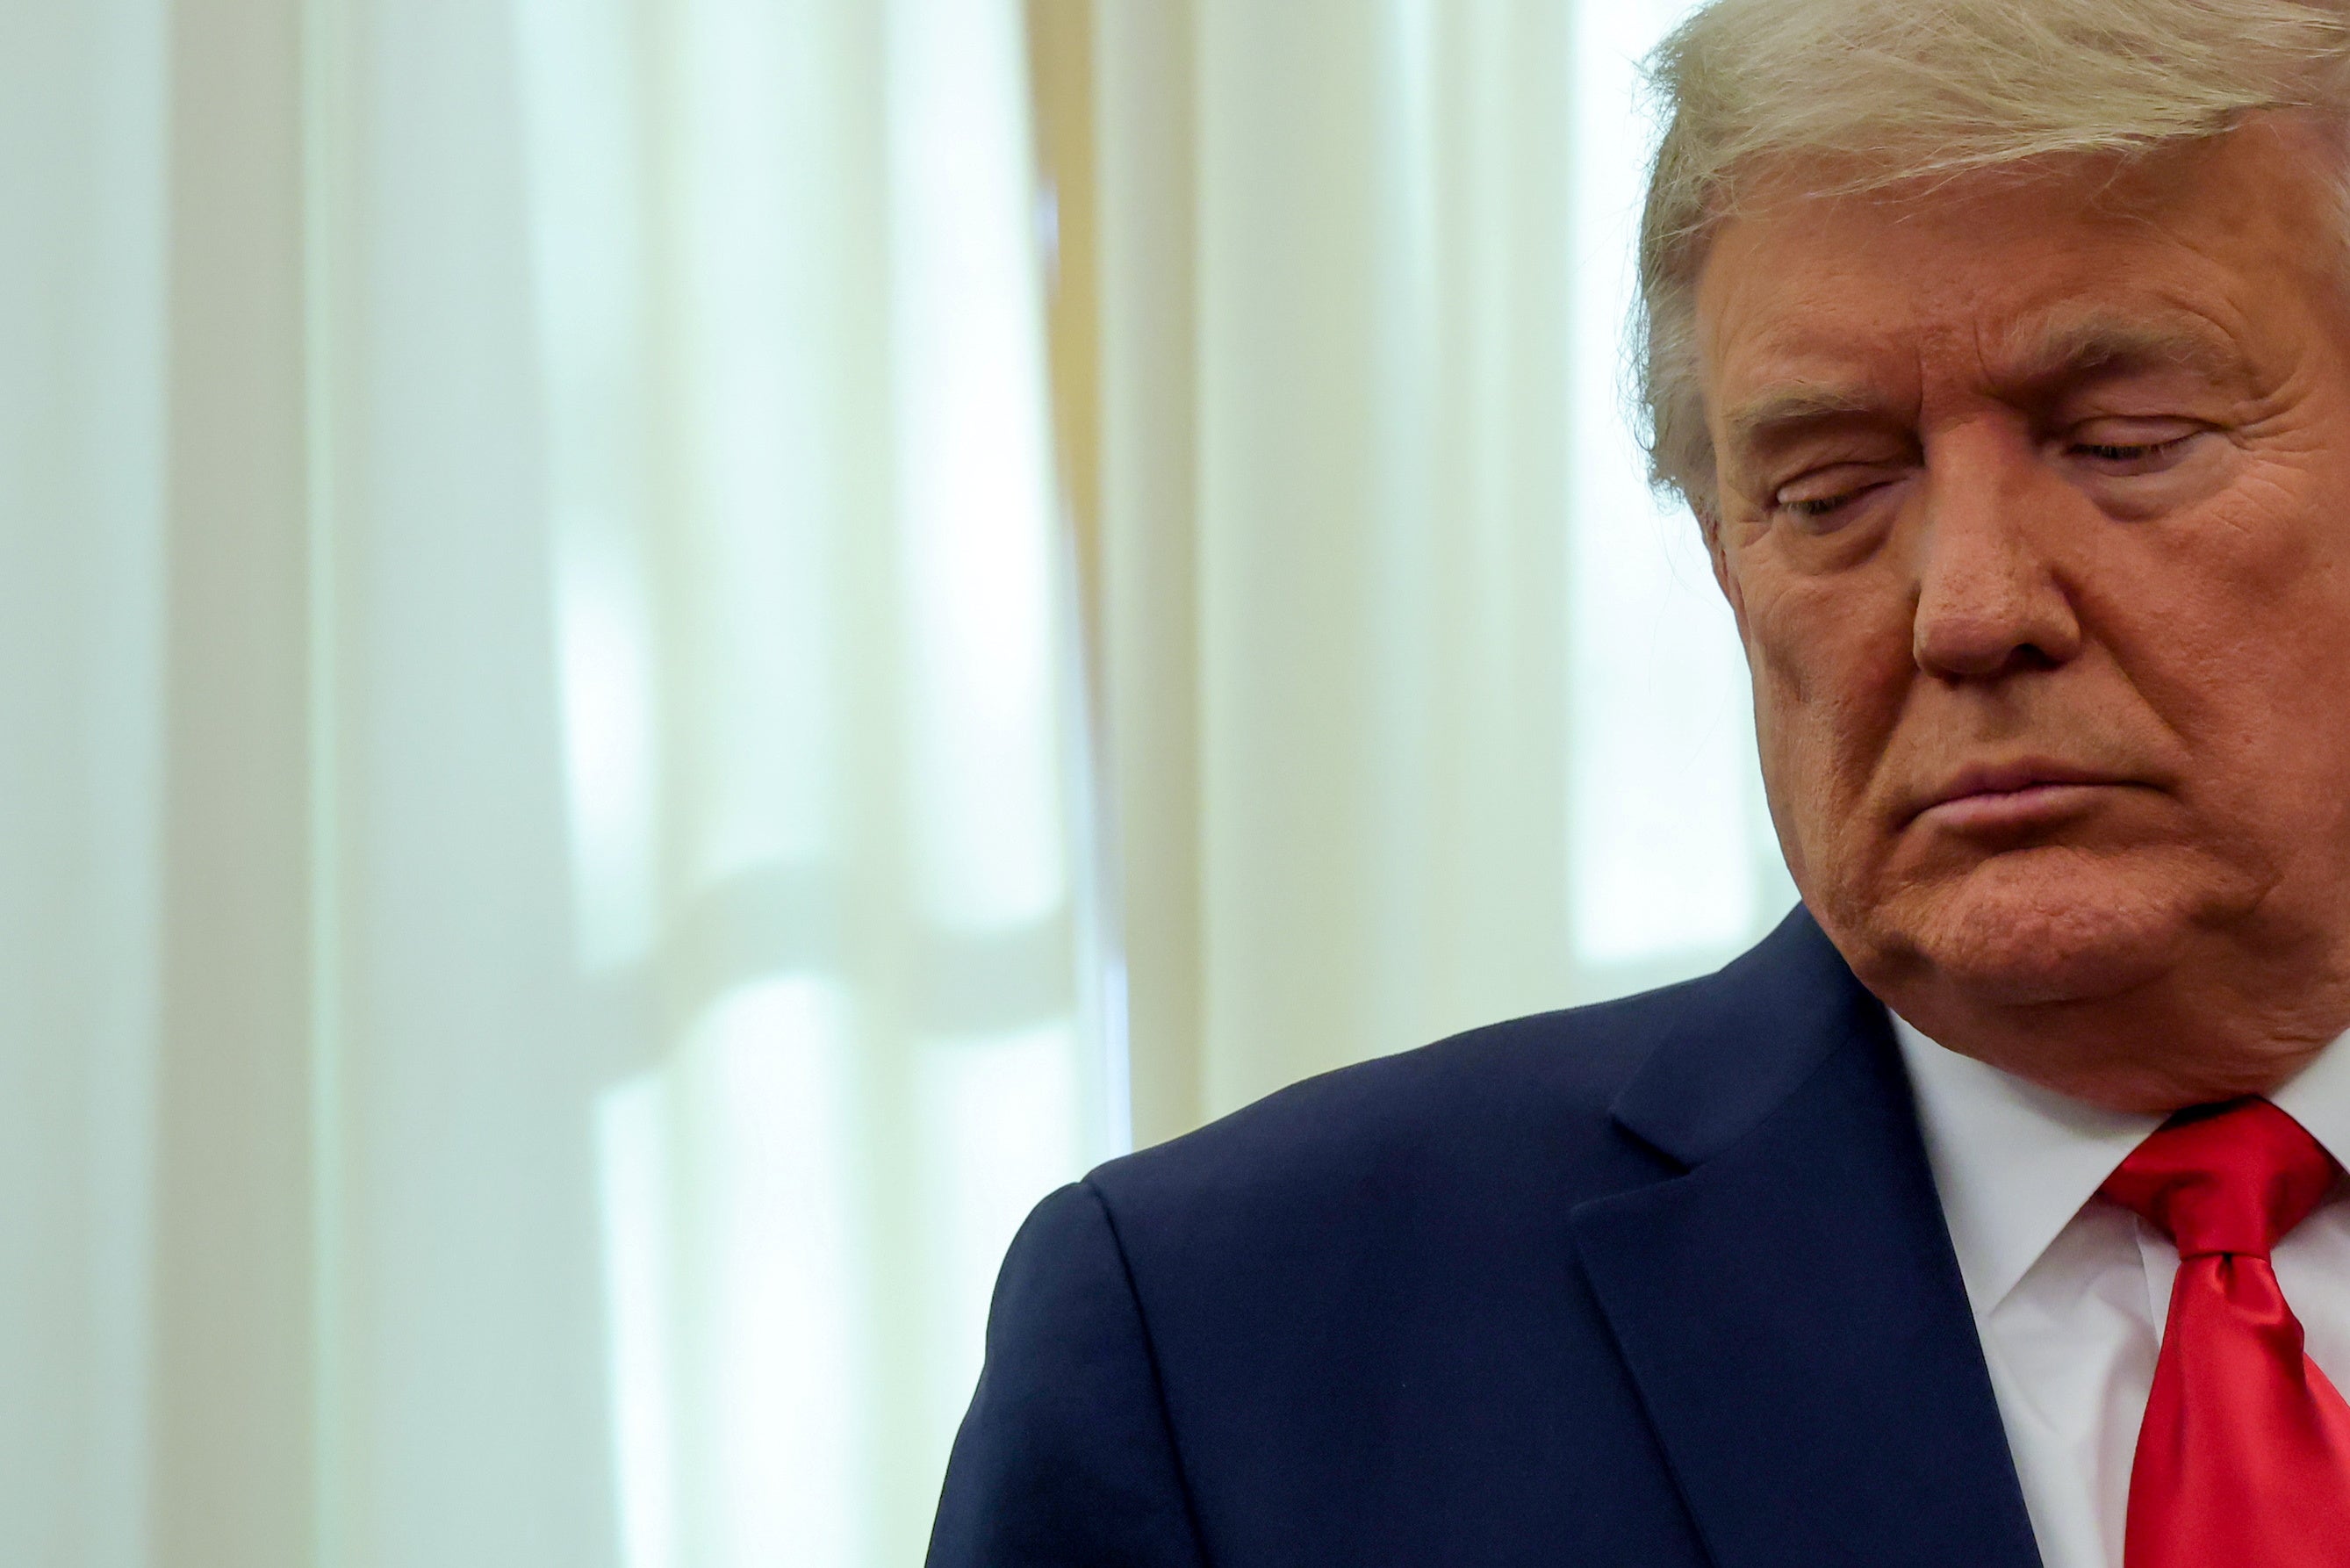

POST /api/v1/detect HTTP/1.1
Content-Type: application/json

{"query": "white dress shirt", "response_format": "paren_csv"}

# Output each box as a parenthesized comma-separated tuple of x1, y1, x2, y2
(1894, 1014, 2350, 1568)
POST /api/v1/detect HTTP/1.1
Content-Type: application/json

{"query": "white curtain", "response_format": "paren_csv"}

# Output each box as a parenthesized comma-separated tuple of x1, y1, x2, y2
(1099, 0, 1792, 1142)
(0, 4, 169, 1564)
(11, 0, 1105, 1564)
(4, 0, 1786, 1564)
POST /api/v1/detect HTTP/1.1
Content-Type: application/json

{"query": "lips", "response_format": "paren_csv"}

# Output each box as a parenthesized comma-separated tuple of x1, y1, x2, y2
(1908, 759, 2135, 827)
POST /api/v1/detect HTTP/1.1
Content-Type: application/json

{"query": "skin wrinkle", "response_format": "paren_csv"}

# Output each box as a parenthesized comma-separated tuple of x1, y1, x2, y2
(1702, 118, 2350, 1111)
(1660, 106, 2350, 511)
(1726, 316, 2267, 481)
(1636, 0, 2350, 507)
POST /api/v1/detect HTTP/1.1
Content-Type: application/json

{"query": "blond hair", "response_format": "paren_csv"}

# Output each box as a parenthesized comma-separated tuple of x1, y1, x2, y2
(1637, 0, 2350, 520)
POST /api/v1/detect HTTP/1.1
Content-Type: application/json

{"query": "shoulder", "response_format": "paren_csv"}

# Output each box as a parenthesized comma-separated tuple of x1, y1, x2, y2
(937, 995, 1701, 1568)
(1085, 976, 1709, 1249)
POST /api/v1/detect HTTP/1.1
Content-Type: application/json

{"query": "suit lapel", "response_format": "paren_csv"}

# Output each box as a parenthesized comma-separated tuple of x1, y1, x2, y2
(1571, 910, 2043, 1568)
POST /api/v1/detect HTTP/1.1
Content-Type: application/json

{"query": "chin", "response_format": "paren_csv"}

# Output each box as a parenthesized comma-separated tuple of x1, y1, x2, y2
(1871, 849, 2195, 1006)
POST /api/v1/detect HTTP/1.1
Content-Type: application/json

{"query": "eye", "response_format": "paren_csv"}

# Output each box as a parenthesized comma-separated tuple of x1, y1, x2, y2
(1786, 494, 1851, 519)
(1771, 467, 1898, 527)
(2061, 421, 2207, 474)
(2075, 439, 2182, 461)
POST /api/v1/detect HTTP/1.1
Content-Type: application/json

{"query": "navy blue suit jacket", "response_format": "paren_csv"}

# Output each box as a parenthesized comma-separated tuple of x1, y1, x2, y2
(927, 907, 2045, 1566)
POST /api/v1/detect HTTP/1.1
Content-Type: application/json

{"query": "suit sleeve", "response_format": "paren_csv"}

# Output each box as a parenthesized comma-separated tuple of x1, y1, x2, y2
(926, 1180, 1209, 1568)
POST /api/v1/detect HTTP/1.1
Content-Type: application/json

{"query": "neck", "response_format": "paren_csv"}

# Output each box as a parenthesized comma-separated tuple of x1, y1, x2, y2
(1875, 956, 2350, 1117)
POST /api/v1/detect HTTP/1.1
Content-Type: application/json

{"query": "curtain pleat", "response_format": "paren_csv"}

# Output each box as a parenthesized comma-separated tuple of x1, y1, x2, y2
(1, 1, 1786, 1563)
(1099, 0, 1787, 1133)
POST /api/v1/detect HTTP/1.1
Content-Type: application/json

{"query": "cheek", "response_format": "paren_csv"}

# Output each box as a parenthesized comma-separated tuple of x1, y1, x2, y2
(2110, 462, 2350, 767)
(1740, 572, 1910, 808)
(1733, 567, 1918, 895)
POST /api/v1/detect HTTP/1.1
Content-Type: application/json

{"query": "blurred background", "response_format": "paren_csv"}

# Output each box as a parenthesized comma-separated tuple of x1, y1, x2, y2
(4, 0, 1794, 1563)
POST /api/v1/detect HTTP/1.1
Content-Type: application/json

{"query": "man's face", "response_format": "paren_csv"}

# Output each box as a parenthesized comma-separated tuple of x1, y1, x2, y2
(1701, 121, 2350, 1062)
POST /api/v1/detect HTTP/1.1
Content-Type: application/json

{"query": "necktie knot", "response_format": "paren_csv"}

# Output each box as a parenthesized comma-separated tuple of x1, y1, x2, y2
(2098, 1098, 2340, 1259)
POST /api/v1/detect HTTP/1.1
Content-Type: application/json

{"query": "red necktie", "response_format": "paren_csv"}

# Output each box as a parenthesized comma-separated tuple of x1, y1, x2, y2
(2099, 1099, 2350, 1568)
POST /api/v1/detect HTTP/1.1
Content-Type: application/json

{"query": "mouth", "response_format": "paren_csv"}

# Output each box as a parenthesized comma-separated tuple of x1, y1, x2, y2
(1908, 760, 2139, 833)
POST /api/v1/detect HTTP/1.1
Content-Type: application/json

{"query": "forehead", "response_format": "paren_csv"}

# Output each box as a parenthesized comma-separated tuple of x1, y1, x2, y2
(1694, 127, 2345, 421)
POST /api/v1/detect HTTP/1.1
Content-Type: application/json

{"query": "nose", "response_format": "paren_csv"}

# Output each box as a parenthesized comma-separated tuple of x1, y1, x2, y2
(1910, 428, 2083, 680)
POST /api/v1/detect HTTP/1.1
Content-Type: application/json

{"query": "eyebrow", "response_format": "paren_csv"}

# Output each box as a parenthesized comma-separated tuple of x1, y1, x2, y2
(1721, 315, 2253, 461)
(1723, 383, 1892, 457)
(2004, 315, 2249, 393)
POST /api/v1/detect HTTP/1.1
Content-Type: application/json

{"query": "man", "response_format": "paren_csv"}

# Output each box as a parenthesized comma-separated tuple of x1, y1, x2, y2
(929, 2, 2350, 1564)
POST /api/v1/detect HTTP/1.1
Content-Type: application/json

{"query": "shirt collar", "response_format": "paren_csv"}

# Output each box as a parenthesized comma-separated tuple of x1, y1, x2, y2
(1893, 1009, 2350, 1317)
(1894, 1011, 2157, 1317)
(2273, 1029, 2350, 1176)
